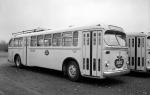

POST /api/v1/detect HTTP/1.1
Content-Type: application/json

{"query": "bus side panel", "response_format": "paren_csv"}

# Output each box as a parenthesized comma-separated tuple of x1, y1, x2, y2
(27, 48, 82, 70)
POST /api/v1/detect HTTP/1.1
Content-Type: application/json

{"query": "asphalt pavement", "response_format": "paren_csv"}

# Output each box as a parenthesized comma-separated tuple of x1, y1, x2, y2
(0, 52, 150, 95)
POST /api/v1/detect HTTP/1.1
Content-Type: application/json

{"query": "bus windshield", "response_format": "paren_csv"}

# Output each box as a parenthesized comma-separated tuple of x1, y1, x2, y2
(104, 30, 126, 46)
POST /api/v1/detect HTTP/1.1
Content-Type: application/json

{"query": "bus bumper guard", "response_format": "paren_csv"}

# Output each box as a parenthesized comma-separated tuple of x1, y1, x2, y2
(103, 69, 130, 77)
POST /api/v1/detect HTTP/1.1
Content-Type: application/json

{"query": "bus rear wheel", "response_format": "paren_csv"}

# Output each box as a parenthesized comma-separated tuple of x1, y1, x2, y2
(15, 55, 23, 68)
(67, 61, 80, 81)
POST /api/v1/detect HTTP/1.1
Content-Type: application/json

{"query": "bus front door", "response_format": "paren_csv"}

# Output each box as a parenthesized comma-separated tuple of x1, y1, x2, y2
(82, 31, 102, 77)
(136, 37, 146, 71)
(129, 37, 136, 70)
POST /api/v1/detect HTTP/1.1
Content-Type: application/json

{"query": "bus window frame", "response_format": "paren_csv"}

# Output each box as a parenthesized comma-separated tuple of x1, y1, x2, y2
(73, 31, 78, 46)
(52, 33, 62, 46)
(37, 35, 44, 47)
(44, 34, 52, 47)
(30, 36, 37, 47)
(62, 31, 73, 46)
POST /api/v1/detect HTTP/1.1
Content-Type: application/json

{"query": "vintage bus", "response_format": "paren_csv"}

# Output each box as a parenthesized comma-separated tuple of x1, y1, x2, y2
(8, 24, 129, 81)
(127, 32, 150, 72)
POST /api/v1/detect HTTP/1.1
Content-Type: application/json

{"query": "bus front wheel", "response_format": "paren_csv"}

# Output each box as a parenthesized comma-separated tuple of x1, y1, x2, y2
(15, 55, 23, 68)
(67, 61, 80, 81)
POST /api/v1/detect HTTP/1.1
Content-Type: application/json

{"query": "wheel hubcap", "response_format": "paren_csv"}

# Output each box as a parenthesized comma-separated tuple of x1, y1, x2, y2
(68, 65, 76, 77)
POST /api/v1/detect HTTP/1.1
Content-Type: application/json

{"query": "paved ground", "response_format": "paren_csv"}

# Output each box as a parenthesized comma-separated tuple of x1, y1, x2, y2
(0, 52, 150, 95)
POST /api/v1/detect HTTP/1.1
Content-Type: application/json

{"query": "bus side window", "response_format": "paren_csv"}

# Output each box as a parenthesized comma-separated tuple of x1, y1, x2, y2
(62, 32, 72, 46)
(52, 33, 61, 46)
(14, 38, 19, 47)
(44, 34, 51, 46)
(147, 36, 150, 47)
(9, 39, 14, 47)
(129, 39, 130, 47)
(18, 37, 23, 47)
(98, 33, 101, 45)
(31, 36, 37, 47)
(87, 33, 89, 45)
(73, 31, 78, 46)
(83, 34, 86, 45)
(142, 38, 144, 47)
(37, 35, 44, 47)
(132, 39, 134, 47)
(138, 38, 140, 47)
(93, 33, 96, 45)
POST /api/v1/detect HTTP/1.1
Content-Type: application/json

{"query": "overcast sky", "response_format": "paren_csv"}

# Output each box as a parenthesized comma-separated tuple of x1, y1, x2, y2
(0, 0, 150, 42)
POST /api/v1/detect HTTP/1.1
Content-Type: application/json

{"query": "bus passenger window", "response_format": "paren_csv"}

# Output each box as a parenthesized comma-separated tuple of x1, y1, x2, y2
(142, 38, 144, 47)
(87, 33, 89, 45)
(37, 35, 44, 47)
(52, 33, 61, 46)
(99, 33, 101, 45)
(62, 32, 72, 46)
(138, 38, 140, 47)
(9, 39, 14, 47)
(129, 39, 130, 47)
(147, 36, 150, 47)
(93, 58, 96, 71)
(73, 31, 78, 46)
(31, 36, 37, 47)
(44, 34, 51, 46)
(14, 38, 19, 47)
(83, 34, 85, 45)
(93, 33, 96, 45)
(132, 39, 134, 47)
(18, 37, 23, 47)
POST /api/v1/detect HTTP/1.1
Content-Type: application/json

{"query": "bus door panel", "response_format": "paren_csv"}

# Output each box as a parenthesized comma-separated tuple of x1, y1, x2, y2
(137, 37, 145, 70)
(97, 31, 102, 77)
(130, 37, 135, 70)
(127, 38, 131, 68)
(92, 31, 97, 76)
(141, 37, 146, 70)
(92, 31, 102, 76)
(82, 32, 90, 75)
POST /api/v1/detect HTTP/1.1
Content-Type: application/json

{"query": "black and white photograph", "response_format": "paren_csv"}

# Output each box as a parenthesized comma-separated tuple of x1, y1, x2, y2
(0, 0, 150, 95)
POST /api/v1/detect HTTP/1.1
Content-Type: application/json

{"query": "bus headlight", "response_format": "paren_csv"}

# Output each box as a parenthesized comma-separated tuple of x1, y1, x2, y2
(126, 61, 129, 65)
(105, 61, 109, 67)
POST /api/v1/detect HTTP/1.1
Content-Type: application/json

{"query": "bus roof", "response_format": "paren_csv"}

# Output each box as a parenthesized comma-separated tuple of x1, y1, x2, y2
(11, 24, 124, 38)
(127, 32, 147, 37)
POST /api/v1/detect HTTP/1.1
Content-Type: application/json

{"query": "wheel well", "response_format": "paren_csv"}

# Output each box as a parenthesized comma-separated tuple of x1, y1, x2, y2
(14, 54, 20, 62)
(62, 57, 80, 75)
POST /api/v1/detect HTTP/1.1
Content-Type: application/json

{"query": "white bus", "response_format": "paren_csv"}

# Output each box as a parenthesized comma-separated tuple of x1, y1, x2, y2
(8, 24, 129, 81)
(127, 32, 150, 72)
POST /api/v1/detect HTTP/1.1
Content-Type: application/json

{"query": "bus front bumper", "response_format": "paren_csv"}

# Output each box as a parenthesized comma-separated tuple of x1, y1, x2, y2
(103, 69, 130, 77)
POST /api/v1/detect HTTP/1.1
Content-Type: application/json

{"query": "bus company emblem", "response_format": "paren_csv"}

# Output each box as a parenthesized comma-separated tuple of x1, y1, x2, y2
(115, 56, 124, 68)
(45, 50, 49, 55)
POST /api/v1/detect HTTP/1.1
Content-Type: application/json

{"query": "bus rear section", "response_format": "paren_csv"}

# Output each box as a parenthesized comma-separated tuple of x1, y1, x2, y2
(127, 33, 150, 72)
(82, 28, 129, 79)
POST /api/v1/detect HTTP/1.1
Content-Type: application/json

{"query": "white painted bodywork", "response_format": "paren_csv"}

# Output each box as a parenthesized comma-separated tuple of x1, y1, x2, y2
(8, 24, 129, 79)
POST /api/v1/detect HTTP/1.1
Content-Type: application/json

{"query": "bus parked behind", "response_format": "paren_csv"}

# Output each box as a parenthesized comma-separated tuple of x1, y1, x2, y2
(127, 32, 150, 72)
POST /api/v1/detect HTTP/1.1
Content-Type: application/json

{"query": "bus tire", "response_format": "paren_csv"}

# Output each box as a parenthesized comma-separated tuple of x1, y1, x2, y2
(14, 55, 23, 68)
(67, 61, 80, 81)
